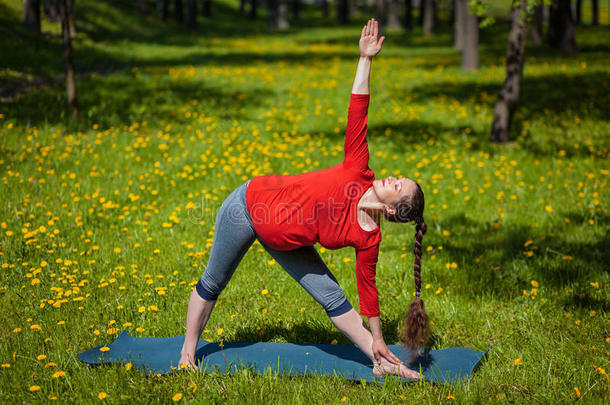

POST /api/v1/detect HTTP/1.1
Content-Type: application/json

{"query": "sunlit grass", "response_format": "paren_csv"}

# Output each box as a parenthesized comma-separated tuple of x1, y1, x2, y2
(0, 0, 608, 403)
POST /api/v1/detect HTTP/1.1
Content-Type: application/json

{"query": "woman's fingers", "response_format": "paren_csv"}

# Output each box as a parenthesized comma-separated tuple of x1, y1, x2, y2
(361, 25, 367, 38)
(373, 19, 378, 38)
(377, 35, 385, 48)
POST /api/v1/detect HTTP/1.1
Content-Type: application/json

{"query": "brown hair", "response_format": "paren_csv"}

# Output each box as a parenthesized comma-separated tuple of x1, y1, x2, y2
(383, 182, 430, 353)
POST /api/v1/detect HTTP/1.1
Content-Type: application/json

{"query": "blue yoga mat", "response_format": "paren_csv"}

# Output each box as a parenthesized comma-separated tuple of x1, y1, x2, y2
(78, 331, 487, 384)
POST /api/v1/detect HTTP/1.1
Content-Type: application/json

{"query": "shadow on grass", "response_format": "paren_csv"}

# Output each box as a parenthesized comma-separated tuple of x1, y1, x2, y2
(426, 212, 609, 307)
(1, 72, 275, 129)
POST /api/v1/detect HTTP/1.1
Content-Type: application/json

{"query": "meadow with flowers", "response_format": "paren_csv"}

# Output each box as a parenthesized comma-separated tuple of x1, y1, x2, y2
(0, 0, 608, 402)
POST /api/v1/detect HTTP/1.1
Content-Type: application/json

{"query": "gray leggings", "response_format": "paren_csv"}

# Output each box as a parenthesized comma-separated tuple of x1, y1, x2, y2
(195, 180, 353, 317)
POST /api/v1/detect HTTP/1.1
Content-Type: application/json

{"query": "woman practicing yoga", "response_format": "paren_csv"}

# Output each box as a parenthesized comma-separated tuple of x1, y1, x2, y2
(179, 18, 428, 379)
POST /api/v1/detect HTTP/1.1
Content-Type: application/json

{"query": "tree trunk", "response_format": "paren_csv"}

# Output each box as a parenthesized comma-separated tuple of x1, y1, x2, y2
(137, 0, 148, 14)
(423, 0, 435, 35)
(268, 0, 289, 30)
(44, 0, 61, 23)
(240, 0, 246, 13)
(292, 0, 299, 20)
(337, 0, 349, 24)
(404, 0, 413, 31)
(158, 0, 169, 20)
(375, 0, 386, 25)
(454, 0, 465, 49)
(321, 0, 329, 18)
(249, 0, 257, 18)
(462, 1, 478, 70)
(530, 4, 543, 45)
(24, 0, 41, 32)
(490, 0, 528, 143)
(548, 0, 576, 54)
(174, 0, 184, 22)
(187, 0, 197, 28)
(60, 0, 77, 117)
(348, 0, 357, 19)
(201, 0, 211, 16)
(575, 0, 582, 24)
(278, 0, 289, 29)
(418, 0, 424, 26)
(592, 0, 599, 25)
(387, 0, 400, 28)
(450, 0, 455, 24)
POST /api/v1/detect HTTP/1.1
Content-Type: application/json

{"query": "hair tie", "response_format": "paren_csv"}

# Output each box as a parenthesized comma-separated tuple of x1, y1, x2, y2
(415, 217, 424, 226)
(415, 291, 420, 297)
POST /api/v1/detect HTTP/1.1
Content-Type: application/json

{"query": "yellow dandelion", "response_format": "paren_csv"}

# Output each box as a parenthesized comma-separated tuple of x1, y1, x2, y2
(29, 385, 41, 392)
(30, 324, 42, 331)
(331, 339, 338, 345)
(37, 354, 47, 361)
(13, 328, 21, 333)
(52, 370, 66, 378)
(446, 395, 455, 400)
(339, 396, 347, 403)
(98, 392, 107, 399)
(514, 358, 523, 365)
(343, 257, 351, 263)
(114, 248, 121, 253)
(1, 364, 10, 368)
(135, 327, 145, 332)
(138, 306, 145, 313)
(217, 328, 223, 335)
(574, 387, 580, 397)
(531, 280, 539, 288)
(172, 393, 183, 402)
(99, 346, 110, 352)
(261, 289, 268, 295)
(545, 205, 552, 213)
(125, 363, 132, 371)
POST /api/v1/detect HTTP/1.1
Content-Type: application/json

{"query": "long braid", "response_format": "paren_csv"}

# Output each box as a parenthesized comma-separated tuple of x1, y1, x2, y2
(403, 220, 430, 354)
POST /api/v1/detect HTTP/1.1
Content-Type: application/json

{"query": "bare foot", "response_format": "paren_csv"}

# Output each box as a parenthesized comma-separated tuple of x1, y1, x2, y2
(178, 355, 198, 371)
(373, 360, 421, 379)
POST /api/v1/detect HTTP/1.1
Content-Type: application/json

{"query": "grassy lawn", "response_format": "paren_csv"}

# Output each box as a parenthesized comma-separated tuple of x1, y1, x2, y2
(0, 0, 608, 402)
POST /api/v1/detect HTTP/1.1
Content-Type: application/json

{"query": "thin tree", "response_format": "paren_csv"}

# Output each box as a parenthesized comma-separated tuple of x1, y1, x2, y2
(461, 0, 478, 71)
(321, 0, 329, 18)
(174, 0, 184, 22)
(249, 0, 257, 18)
(60, 0, 77, 117)
(592, 0, 599, 25)
(375, 0, 386, 25)
(292, 0, 300, 20)
(24, 0, 41, 33)
(338, 0, 349, 24)
(530, 3, 543, 44)
(158, 0, 169, 20)
(268, 0, 289, 30)
(404, 0, 413, 31)
(187, 0, 197, 29)
(547, 0, 576, 54)
(423, 0, 436, 35)
(454, 0, 465, 49)
(490, 0, 528, 142)
(387, 0, 401, 28)
(201, 0, 211, 17)
(575, 0, 582, 24)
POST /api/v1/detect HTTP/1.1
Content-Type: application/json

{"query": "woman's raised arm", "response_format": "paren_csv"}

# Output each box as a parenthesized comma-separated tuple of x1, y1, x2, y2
(351, 19, 385, 95)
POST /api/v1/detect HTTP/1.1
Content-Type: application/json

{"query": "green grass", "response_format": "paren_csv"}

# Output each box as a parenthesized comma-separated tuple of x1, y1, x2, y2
(1, 0, 609, 403)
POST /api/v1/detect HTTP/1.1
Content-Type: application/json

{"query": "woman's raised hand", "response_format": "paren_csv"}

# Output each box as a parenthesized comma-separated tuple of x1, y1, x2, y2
(359, 18, 385, 58)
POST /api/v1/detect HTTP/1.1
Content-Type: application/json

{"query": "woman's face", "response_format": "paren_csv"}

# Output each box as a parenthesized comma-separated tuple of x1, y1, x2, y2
(372, 176, 418, 207)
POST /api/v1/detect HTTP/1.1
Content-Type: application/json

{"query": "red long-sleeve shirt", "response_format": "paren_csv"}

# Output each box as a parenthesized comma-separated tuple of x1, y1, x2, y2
(245, 94, 382, 316)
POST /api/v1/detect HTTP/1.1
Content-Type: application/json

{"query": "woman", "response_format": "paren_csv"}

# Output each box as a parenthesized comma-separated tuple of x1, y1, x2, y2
(179, 19, 428, 379)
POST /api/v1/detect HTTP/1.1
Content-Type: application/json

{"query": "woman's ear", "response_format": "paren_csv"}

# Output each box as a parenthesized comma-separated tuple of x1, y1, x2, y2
(384, 204, 397, 216)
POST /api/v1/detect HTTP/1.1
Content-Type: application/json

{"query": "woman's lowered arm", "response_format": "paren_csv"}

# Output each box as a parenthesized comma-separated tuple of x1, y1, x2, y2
(351, 18, 385, 95)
